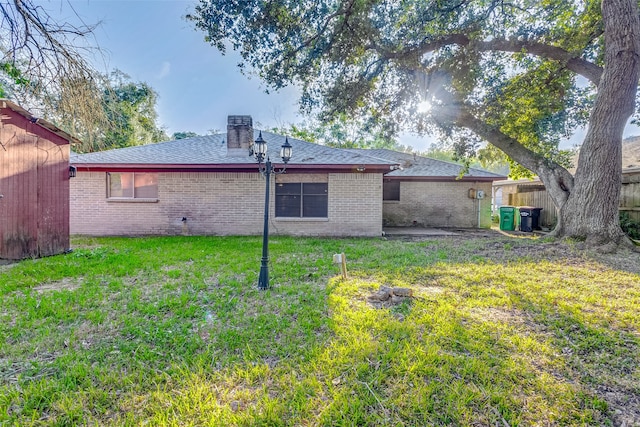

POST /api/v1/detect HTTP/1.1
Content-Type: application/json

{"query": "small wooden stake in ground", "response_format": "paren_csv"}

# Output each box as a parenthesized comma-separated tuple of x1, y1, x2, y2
(332, 252, 348, 279)
(341, 252, 347, 279)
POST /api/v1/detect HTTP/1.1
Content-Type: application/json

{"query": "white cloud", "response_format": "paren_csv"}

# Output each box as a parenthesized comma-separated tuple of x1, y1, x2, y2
(157, 61, 171, 79)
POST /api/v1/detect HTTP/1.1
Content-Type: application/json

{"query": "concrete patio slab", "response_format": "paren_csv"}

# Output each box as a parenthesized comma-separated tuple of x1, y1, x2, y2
(383, 227, 460, 236)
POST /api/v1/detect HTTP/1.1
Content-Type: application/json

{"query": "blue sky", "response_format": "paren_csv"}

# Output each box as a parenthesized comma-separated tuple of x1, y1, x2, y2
(43, 0, 637, 150)
(46, 0, 444, 150)
(52, 0, 303, 137)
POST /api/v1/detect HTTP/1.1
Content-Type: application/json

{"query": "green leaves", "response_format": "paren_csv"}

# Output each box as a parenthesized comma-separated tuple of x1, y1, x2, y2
(0, 62, 29, 87)
(272, 113, 402, 149)
(188, 1, 600, 153)
(71, 70, 168, 153)
(0, 61, 30, 98)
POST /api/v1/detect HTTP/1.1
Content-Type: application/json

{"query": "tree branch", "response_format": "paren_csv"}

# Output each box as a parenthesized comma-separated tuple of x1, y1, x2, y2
(433, 101, 574, 206)
(385, 34, 603, 86)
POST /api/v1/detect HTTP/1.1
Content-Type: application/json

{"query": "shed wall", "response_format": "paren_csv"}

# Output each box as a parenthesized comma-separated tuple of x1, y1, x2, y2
(0, 108, 70, 259)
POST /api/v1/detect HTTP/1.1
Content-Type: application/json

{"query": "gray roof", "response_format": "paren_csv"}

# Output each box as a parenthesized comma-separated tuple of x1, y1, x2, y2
(71, 132, 504, 179)
(71, 131, 395, 168)
(351, 148, 505, 179)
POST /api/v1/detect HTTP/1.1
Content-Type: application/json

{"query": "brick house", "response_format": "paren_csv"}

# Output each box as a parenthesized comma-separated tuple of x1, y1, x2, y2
(70, 116, 505, 237)
(70, 116, 396, 237)
(351, 149, 505, 228)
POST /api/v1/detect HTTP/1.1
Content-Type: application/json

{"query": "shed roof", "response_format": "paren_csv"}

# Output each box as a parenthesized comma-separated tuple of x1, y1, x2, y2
(350, 148, 506, 181)
(1, 99, 82, 146)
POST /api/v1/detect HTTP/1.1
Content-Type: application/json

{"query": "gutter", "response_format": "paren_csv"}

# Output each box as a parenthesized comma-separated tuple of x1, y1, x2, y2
(384, 175, 507, 182)
(72, 163, 397, 174)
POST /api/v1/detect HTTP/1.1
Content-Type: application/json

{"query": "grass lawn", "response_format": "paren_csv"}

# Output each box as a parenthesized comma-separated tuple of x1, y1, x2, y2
(1, 234, 639, 426)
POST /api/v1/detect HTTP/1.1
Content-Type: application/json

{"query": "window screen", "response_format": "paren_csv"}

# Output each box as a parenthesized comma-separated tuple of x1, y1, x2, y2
(383, 180, 400, 201)
(276, 183, 328, 218)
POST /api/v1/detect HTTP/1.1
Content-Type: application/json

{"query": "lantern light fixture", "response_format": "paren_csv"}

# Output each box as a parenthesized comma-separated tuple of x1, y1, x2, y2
(254, 132, 293, 290)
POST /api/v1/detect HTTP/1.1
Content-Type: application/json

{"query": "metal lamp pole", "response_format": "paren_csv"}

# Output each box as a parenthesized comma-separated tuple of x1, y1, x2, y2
(254, 132, 292, 290)
(257, 157, 272, 290)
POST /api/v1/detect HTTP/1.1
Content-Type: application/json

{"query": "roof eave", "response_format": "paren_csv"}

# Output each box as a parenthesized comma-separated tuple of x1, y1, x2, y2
(1, 99, 83, 146)
(384, 175, 506, 182)
(72, 162, 396, 174)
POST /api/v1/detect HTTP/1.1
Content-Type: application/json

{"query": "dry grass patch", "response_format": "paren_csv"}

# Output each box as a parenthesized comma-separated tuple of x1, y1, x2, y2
(32, 277, 80, 293)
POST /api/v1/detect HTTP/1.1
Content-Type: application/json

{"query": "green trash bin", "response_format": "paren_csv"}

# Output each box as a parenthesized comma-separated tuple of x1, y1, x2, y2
(499, 206, 518, 231)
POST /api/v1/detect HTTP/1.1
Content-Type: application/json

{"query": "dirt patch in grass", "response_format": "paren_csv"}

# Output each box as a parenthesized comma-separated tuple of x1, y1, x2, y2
(594, 248, 640, 275)
(599, 385, 640, 426)
(0, 259, 18, 270)
(469, 307, 543, 330)
(389, 229, 640, 273)
(0, 351, 60, 385)
(32, 277, 79, 293)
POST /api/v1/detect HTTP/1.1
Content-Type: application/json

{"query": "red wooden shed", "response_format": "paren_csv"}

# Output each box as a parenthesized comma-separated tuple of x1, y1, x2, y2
(0, 100, 79, 260)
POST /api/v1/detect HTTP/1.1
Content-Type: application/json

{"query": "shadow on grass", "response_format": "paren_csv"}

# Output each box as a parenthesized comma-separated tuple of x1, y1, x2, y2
(1, 235, 639, 425)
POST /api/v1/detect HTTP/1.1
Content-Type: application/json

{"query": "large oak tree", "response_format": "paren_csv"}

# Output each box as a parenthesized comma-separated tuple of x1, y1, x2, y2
(188, 0, 640, 250)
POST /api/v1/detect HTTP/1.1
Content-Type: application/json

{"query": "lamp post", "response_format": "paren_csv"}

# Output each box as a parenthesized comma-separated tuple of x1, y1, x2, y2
(254, 131, 292, 290)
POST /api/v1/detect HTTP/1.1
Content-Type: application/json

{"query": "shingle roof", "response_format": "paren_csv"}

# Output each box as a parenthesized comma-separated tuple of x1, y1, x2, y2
(71, 131, 504, 179)
(351, 148, 505, 179)
(71, 131, 395, 168)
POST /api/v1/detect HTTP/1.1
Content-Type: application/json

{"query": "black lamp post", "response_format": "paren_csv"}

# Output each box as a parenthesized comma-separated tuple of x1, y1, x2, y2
(254, 131, 292, 290)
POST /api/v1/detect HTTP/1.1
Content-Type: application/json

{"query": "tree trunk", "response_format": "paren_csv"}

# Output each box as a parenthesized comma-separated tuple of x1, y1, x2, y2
(549, 0, 640, 250)
(458, 0, 640, 250)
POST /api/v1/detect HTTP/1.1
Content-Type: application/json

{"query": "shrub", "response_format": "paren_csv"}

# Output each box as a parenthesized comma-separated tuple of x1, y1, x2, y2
(620, 212, 640, 240)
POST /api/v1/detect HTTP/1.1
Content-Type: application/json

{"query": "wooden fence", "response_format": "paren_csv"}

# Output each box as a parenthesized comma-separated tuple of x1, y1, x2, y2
(504, 170, 640, 227)
(509, 191, 557, 228)
(620, 172, 640, 223)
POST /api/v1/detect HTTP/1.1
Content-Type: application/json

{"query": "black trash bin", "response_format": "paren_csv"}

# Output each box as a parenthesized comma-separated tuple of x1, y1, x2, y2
(519, 207, 543, 232)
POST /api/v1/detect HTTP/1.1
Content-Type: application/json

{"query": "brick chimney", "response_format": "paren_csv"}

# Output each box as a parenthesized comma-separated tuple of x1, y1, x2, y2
(227, 115, 254, 157)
